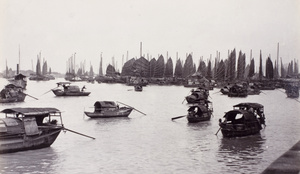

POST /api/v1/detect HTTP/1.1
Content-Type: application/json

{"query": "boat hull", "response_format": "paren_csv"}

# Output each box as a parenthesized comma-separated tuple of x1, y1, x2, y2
(187, 112, 211, 123)
(52, 89, 90, 96)
(0, 128, 62, 154)
(84, 108, 133, 118)
(0, 93, 26, 103)
(219, 123, 262, 138)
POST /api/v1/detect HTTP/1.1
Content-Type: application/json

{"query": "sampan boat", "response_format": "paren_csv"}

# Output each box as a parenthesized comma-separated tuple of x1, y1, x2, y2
(187, 101, 213, 123)
(0, 107, 63, 154)
(0, 84, 26, 103)
(185, 87, 209, 104)
(219, 103, 266, 137)
(84, 101, 133, 118)
(134, 85, 143, 92)
(51, 82, 90, 96)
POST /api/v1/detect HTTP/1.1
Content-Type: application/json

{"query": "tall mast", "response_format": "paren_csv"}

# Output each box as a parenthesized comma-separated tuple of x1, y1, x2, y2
(277, 43, 279, 76)
(19, 44, 20, 71)
(140, 42, 142, 58)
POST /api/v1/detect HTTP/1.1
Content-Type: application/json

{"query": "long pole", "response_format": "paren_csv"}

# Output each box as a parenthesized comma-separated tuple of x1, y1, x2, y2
(117, 101, 146, 115)
(64, 127, 95, 139)
(215, 127, 221, 135)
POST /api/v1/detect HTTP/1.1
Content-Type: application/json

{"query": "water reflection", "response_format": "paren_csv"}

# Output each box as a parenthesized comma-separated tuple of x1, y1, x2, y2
(217, 134, 266, 173)
(0, 148, 59, 174)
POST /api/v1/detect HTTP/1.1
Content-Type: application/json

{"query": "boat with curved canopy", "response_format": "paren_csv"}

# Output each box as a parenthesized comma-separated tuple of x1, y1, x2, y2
(84, 101, 133, 118)
(185, 87, 209, 104)
(186, 100, 213, 123)
(219, 103, 266, 137)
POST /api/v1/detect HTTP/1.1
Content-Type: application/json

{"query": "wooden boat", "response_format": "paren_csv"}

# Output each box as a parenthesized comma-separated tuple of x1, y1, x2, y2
(187, 101, 213, 123)
(218, 103, 266, 137)
(228, 84, 248, 97)
(247, 84, 261, 95)
(0, 84, 26, 103)
(185, 87, 209, 103)
(7, 73, 27, 89)
(220, 85, 231, 95)
(134, 85, 143, 92)
(0, 107, 63, 154)
(285, 85, 299, 98)
(84, 101, 133, 118)
(52, 82, 90, 96)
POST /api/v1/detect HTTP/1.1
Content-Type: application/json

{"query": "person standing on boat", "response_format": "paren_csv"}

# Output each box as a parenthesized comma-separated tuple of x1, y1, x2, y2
(81, 85, 86, 91)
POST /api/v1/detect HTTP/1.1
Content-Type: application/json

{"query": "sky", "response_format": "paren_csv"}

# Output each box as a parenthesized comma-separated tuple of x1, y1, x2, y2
(0, 0, 299, 74)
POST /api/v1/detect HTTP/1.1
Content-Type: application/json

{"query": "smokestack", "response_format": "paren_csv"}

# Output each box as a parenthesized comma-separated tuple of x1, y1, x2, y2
(17, 64, 19, 74)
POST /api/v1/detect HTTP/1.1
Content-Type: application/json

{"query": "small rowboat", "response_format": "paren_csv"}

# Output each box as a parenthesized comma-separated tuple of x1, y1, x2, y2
(134, 85, 143, 92)
(186, 101, 213, 123)
(84, 101, 133, 118)
(51, 82, 90, 96)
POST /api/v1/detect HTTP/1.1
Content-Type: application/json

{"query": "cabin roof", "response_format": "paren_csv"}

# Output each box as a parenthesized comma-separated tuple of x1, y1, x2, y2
(233, 103, 263, 109)
(15, 73, 26, 78)
(188, 105, 209, 112)
(224, 110, 257, 121)
(5, 84, 23, 89)
(1, 108, 60, 116)
(94, 101, 117, 108)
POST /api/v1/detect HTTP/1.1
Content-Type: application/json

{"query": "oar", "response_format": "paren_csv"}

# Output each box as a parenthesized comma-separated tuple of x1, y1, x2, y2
(63, 127, 95, 140)
(41, 87, 58, 96)
(117, 101, 146, 115)
(23, 93, 39, 100)
(171, 115, 186, 120)
(215, 127, 221, 135)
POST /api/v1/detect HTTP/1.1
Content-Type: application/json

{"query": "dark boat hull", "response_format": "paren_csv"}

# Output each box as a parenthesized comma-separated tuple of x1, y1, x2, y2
(84, 108, 133, 118)
(52, 89, 90, 96)
(228, 92, 248, 97)
(0, 93, 26, 103)
(0, 128, 62, 154)
(187, 112, 211, 123)
(219, 123, 262, 137)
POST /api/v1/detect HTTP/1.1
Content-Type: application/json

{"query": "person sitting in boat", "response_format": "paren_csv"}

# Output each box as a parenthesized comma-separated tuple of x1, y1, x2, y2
(81, 85, 86, 92)
(63, 84, 68, 91)
(248, 107, 254, 113)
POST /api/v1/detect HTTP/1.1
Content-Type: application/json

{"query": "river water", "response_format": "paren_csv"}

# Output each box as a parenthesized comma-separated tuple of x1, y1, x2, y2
(0, 78, 299, 174)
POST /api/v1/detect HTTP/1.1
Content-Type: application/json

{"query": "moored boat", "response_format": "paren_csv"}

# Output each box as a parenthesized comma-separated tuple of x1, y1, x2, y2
(0, 107, 63, 154)
(218, 102, 266, 137)
(185, 87, 209, 104)
(220, 85, 231, 95)
(0, 84, 26, 103)
(187, 101, 213, 123)
(7, 73, 27, 89)
(285, 84, 299, 98)
(134, 85, 143, 92)
(228, 84, 248, 97)
(51, 82, 90, 96)
(84, 101, 133, 118)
